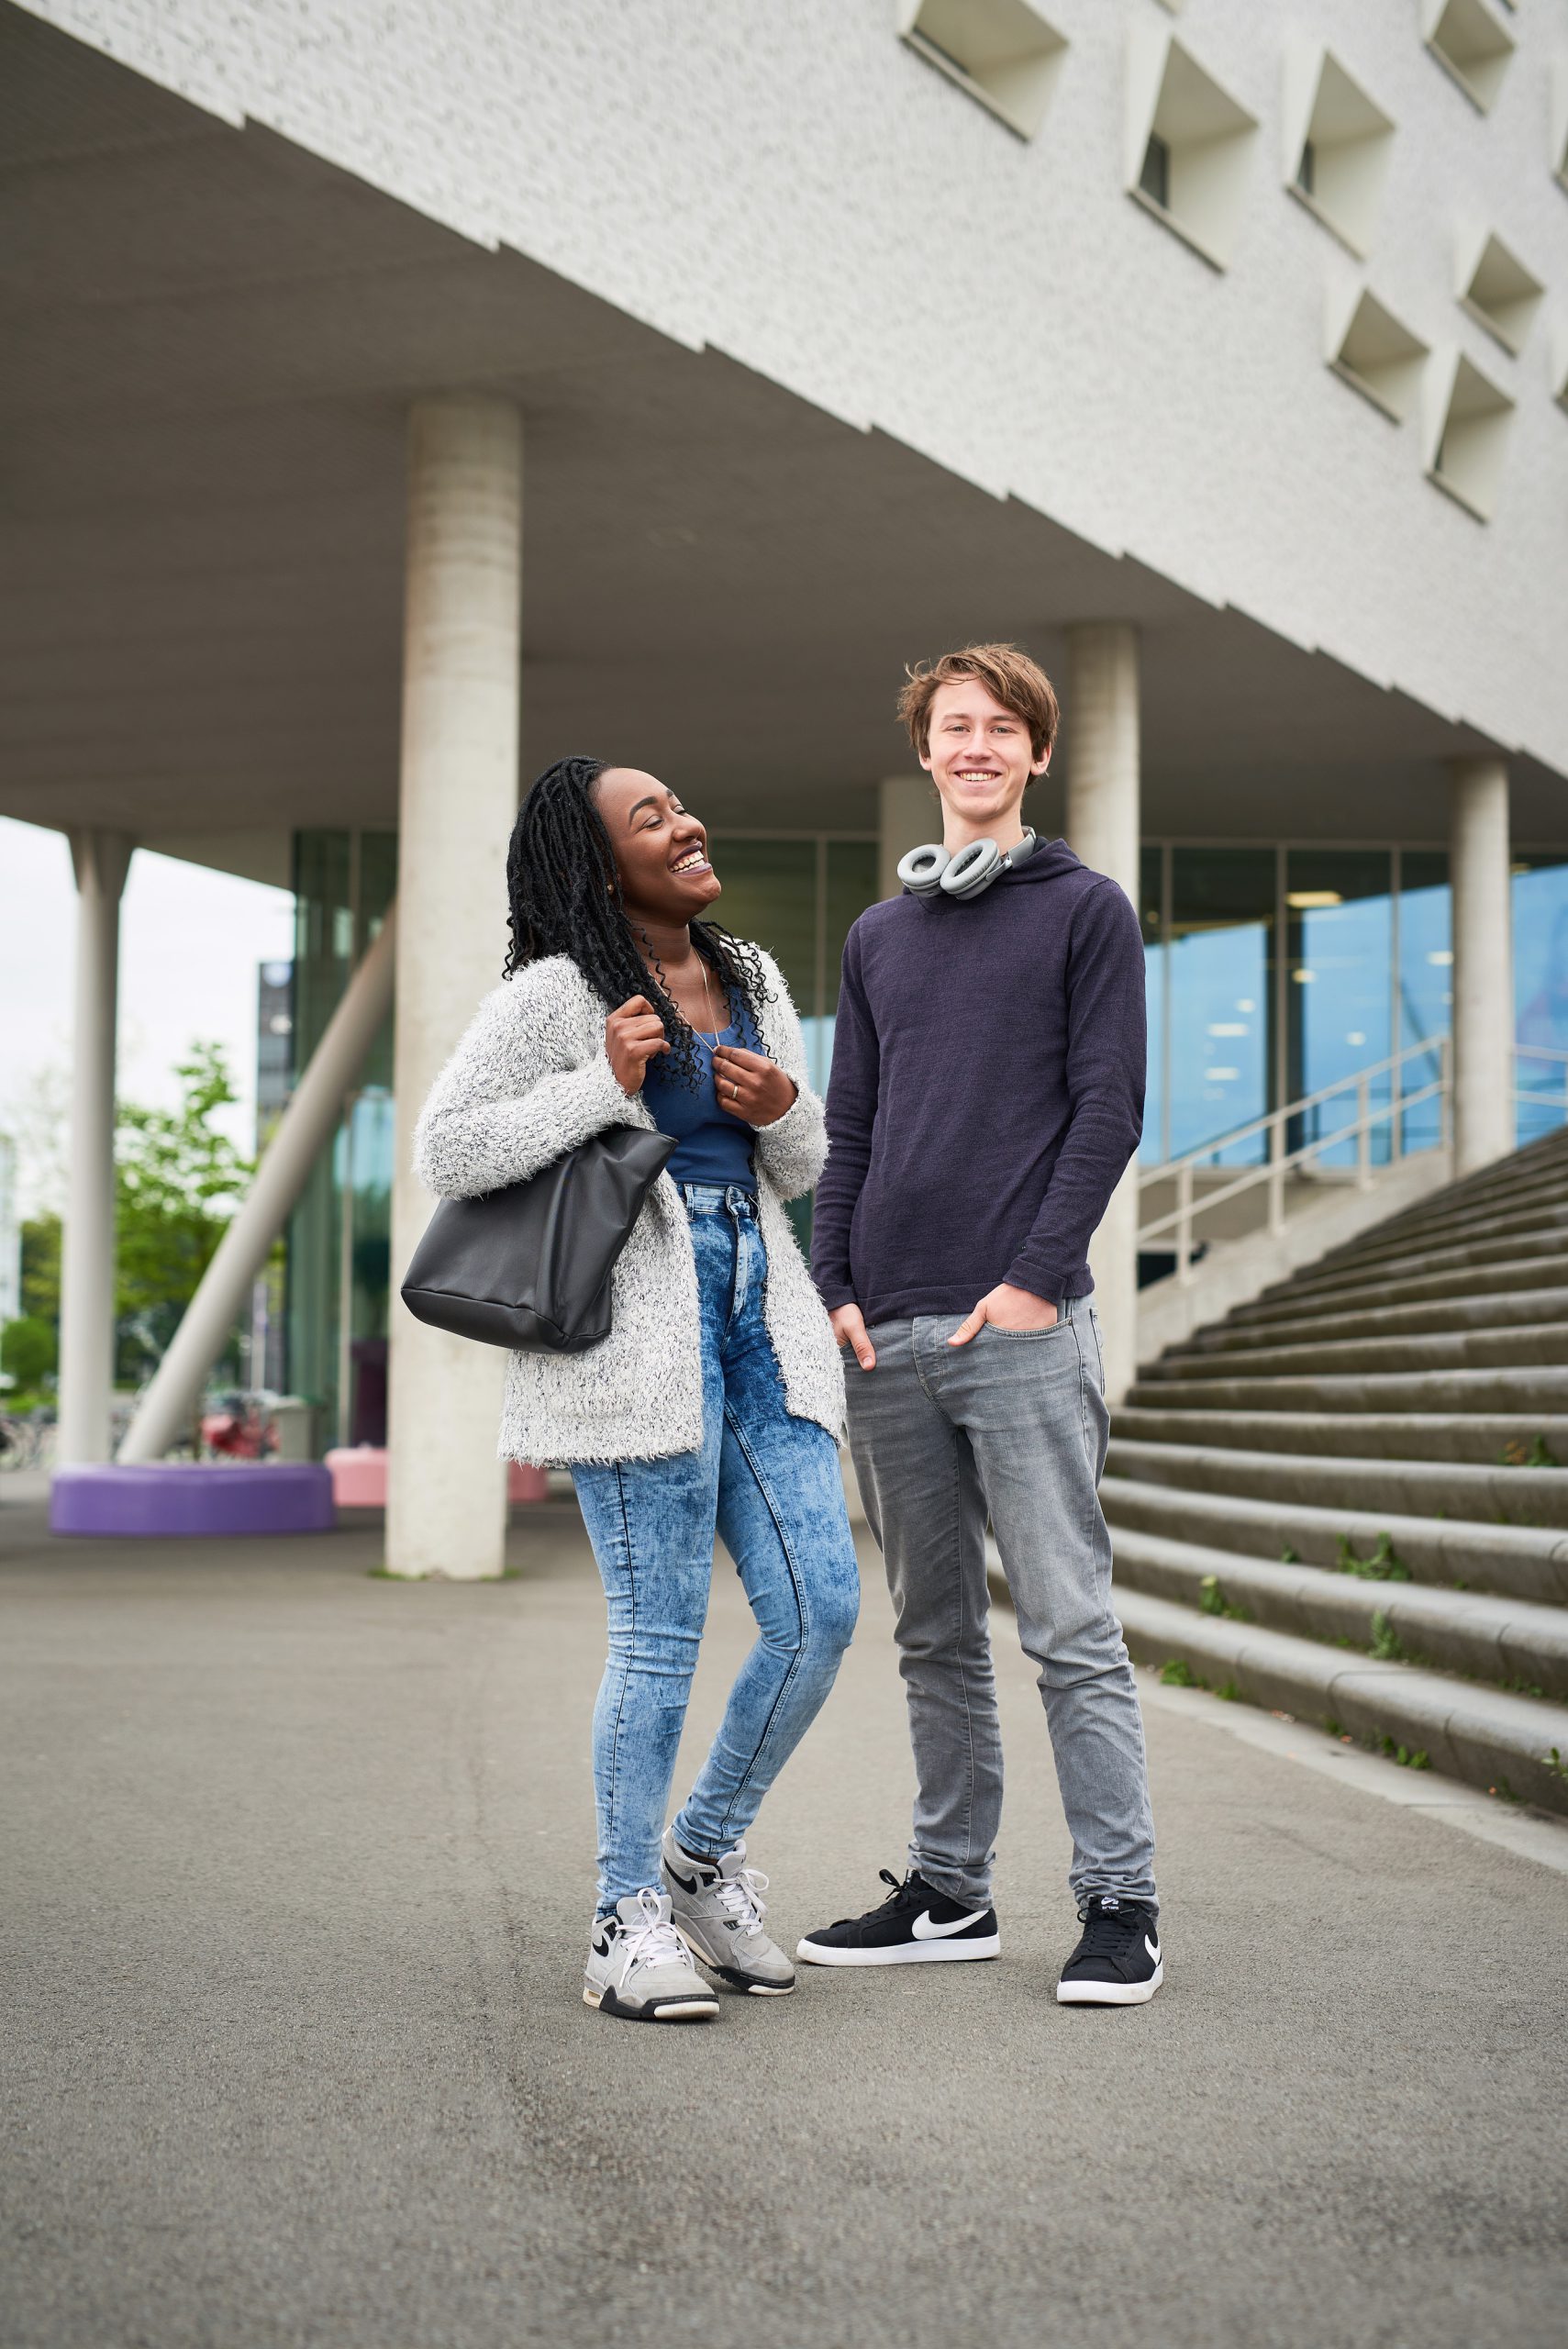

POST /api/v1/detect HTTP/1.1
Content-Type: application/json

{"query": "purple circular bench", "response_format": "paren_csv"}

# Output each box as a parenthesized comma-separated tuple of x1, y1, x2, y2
(50, 1463, 336, 1538)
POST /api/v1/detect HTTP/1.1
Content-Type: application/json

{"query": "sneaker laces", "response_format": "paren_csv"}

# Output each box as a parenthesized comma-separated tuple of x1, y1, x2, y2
(714, 1865, 769, 1937)
(1073, 1899, 1149, 1959)
(619, 1888, 693, 1975)
(824, 1867, 910, 1932)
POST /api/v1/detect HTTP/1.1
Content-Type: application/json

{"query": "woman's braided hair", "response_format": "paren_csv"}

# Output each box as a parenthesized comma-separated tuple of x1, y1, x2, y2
(503, 754, 773, 1090)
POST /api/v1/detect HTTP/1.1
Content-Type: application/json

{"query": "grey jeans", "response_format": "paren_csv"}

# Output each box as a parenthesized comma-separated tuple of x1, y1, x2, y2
(845, 1296, 1157, 1915)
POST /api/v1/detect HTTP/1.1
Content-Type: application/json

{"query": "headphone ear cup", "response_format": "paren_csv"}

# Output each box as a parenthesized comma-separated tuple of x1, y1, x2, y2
(940, 839, 1001, 898)
(897, 843, 948, 897)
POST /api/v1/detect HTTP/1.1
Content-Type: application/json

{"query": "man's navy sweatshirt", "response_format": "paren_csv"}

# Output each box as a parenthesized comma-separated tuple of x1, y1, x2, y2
(809, 839, 1145, 1325)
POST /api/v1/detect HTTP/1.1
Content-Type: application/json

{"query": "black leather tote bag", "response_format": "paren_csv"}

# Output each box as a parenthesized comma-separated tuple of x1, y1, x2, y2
(400, 1125, 676, 1353)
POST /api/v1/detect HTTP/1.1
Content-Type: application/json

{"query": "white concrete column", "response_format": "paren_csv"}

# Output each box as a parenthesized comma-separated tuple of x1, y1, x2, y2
(57, 829, 133, 1465)
(878, 775, 938, 901)
(386, 396, 521, 1580)
(1449, 756, 1513, 1177)
(1065, 623, 1141, 1406)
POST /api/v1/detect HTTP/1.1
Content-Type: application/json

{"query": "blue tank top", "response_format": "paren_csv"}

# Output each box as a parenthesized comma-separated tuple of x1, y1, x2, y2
(640, 1019, 759, 1193)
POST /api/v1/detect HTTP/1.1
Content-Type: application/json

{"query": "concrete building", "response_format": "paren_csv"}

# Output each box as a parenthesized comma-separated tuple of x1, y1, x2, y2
(4, 0, 1567, 1572)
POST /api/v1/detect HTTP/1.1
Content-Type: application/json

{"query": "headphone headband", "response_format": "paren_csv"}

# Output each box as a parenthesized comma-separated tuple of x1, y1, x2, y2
(896, 829, 1039, 901)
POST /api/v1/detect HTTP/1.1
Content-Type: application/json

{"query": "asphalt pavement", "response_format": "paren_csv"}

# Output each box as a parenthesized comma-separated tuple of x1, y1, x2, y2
(4, 1484, 1567, 2349)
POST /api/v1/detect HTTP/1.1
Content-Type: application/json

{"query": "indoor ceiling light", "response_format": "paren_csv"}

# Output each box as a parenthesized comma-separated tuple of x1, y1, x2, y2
(1286, 889, 1343, 907)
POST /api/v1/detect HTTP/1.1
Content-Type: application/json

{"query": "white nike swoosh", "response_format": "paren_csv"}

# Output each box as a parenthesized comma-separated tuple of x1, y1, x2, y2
(910, 1908, 987, 1941)
(1145, 1935, 1162, 1964)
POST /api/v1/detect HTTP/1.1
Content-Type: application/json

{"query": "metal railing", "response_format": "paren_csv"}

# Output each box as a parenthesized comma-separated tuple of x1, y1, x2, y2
(1514, 1041, 1568, 1118)
(1137, 1036, 1451, 1286)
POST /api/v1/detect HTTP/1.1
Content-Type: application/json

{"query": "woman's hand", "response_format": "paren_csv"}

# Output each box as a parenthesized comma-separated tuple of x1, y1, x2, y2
(711, 1043, 797, 1128)
(605, 996, 671, 1097)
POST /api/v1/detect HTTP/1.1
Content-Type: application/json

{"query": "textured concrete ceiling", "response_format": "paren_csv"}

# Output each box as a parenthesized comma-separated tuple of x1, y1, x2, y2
(3, 3, 1562, 869)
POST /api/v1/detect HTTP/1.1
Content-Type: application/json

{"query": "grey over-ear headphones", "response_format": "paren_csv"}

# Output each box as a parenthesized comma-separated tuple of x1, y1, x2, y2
(897, 828, 1040, 901)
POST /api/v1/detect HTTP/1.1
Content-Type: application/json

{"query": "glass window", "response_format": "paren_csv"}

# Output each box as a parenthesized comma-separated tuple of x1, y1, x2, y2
(1168, 849, 1275, 1165)
(1515, 853, 1568, 1142)
(286, 829, 398, 1446)
(823, 841, 879, 1096)
(1139, 844, 1165, 1166)
(1285, 849, 1393, 1167)
(1398, 851, 1450, 1154)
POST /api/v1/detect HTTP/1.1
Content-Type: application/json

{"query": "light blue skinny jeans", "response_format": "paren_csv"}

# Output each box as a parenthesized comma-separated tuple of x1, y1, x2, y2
(572, 1184, 861, 1913)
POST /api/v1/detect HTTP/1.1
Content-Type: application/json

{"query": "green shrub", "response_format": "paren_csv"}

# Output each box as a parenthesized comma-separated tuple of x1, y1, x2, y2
(0, 1315, 56, 1391)
(1334, 1532, 1410, 1582)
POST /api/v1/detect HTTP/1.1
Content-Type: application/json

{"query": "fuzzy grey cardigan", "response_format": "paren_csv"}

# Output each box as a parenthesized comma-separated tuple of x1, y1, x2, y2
(412, 949, 846, 1467)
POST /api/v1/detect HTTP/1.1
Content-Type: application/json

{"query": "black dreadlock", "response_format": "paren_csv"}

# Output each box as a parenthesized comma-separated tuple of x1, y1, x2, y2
(504, 754, 774, 1091)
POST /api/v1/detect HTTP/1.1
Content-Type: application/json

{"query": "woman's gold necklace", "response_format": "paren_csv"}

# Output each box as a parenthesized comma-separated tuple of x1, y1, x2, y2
(697, 958, 722, 1049)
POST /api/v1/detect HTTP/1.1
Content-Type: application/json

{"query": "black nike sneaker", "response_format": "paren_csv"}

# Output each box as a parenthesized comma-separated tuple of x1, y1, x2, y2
(1056, 1894, 1163, 2006)
(795, 1868, 1000, 1967)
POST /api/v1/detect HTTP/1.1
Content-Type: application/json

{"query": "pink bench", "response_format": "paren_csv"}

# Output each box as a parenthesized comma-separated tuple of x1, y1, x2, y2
(325, 1448, 549, 1508)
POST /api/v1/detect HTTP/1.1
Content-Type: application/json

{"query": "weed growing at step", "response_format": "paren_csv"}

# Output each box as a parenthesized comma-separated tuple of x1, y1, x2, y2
(1160, 1656, 1208, 1689)
(1323, 1715, 1428, 1769)
(1333, 1532, 1410, 1581)
(1279, 1544, 1300, 1564)
(1499, 1435, 1562, 1468)
(1373, 1733, 1429, 1769)
(1216, 1679, 1240, 1702)
(1488, 1777, 1522, 1803)
(1198, 1574, 1251, 1622)
(1547, 1747, 1568, 1785)
(1369, 1610, 1408, 1664)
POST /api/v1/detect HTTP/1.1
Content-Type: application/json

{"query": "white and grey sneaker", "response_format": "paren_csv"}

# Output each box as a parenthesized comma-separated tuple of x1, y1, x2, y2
(583, 1889, 718, 2023)
(662, 1827, 796, 1997)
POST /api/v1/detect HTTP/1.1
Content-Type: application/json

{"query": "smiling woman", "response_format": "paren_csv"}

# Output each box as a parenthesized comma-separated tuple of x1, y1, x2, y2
(409, 751, 861, 2025)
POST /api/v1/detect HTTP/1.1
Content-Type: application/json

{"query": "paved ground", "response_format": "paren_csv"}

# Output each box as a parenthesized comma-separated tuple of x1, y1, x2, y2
(5, 1485, 1568, 2349)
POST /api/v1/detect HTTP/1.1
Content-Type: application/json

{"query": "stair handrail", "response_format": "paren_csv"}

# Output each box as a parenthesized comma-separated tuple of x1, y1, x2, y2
(1138, 1034, 1450, 1284)
(1513, 1040, 1568, 1108)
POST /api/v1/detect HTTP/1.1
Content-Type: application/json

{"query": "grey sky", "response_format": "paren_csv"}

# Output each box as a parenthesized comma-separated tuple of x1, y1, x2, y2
(0, 817, 294, 1214)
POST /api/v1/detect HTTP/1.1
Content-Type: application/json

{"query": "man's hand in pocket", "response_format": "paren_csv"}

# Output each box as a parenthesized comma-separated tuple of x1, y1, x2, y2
(948, 1284, 1060, 1346)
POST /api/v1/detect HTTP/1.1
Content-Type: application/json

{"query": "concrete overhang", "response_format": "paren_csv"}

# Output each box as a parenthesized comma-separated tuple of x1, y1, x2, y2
(4, 4, 1564, 873)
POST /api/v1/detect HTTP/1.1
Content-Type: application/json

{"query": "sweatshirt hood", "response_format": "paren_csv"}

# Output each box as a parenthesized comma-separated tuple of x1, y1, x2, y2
(1006, 833, 1083, 885)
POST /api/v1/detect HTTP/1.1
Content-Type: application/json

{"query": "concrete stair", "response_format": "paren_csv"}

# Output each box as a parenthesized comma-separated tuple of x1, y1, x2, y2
(1106, 1123, 1568, 1814)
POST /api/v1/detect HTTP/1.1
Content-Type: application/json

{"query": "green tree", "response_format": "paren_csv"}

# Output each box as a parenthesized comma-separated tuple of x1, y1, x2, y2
(0, 1218, 63, 1403)
(0, 1315, 57, 1392)
(114, 1042, 254, 1385)
(20, 1213, 61, 1327)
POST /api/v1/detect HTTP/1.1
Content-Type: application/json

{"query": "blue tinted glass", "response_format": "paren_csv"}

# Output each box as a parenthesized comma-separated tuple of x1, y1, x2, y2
(1397, 852, 1449, 1154)
(1285, 852, 1393, 1169)
(1139, 844, 1165, 1165)
(1515, 856, 1568, 1142)
(1168, 850, 1274, 1165)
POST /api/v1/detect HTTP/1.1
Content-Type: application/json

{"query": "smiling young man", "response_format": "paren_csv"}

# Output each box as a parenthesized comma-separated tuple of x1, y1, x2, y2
(798, 643, 1162, 2006)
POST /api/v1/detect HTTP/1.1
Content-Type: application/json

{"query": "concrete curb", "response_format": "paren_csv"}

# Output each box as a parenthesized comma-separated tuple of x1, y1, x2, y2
(1255, 1219, 1568, 1304)
(1134, 1672, 1568, 1880)
(1107, 1436, 1568, 1524)
(1106, 1524, 1568, 1699)
(1148, 1321, 1568, 1382)
(1182, 1284, 1568, 1354)
(1227, 1252, 1568, 1329)
(1113, 1408, 1568, 1468)
(1127, 1365, 1568, 1416)
(1104, 1585, 1568, 1815)
(1100, 1470, 1568, 1603)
